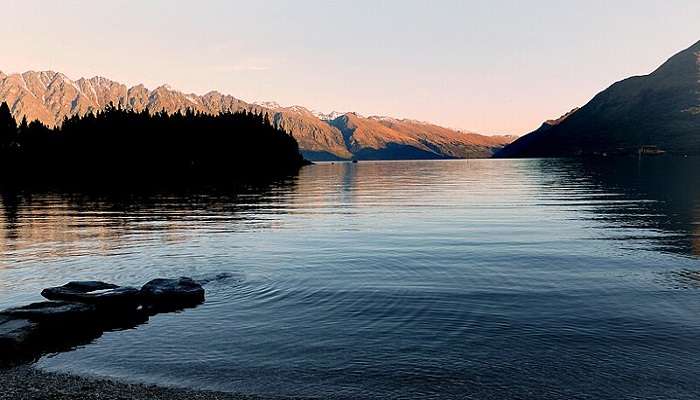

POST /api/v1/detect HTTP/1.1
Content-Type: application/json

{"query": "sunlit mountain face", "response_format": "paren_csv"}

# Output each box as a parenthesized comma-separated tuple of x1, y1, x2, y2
(0, 71, 513, 161)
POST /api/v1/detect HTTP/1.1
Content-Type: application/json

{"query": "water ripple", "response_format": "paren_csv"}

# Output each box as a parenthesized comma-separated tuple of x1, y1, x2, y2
(1, 158, 700, 399)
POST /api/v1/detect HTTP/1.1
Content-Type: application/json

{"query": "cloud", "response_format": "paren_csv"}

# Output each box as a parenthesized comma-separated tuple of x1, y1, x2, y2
(230, 64, 271, 72)
(211, 62, 272, 73)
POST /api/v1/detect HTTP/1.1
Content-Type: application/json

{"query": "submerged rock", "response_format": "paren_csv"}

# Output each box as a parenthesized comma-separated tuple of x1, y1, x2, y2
(194, 272, 239, 285)
(41, 281, 141, 308)
(141, 277, 205, 304)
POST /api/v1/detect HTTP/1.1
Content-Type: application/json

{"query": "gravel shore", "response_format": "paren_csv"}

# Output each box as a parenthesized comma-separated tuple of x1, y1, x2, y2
(0, 366, 268, 400)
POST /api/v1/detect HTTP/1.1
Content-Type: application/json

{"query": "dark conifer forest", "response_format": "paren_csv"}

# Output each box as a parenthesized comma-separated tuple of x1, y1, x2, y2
(0, 102, 308, 187)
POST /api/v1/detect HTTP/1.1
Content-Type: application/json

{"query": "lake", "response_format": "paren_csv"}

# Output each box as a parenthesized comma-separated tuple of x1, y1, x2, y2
(1, 158, 700, 399)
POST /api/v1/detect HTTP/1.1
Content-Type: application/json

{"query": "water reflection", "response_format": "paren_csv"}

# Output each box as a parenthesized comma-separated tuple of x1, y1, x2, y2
(1, 299, 203, 368)
(1, 160, 700, 399)
(0, 178, 300, 264)
(533, 157, 700, 257)
(2, 159, 699, 264)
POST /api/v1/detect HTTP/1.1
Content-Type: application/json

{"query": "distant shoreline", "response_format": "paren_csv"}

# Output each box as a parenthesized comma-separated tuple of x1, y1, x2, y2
(0, 366, 277, 400)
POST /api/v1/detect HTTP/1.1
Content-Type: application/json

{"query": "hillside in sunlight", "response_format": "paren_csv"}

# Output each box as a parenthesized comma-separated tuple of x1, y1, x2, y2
(0, 70, 513, 161)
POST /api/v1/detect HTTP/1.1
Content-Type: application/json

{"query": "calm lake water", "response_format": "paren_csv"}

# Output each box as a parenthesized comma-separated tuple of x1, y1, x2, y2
(1, 158, 700, 399)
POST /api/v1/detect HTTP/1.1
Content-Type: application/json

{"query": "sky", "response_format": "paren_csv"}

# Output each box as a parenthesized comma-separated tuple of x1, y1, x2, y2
(1, 0, 699, 135)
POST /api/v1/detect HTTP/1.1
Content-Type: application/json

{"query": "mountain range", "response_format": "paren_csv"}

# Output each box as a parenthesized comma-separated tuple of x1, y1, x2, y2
(497, 39, 700, 157)
(0, 70, 513, 161)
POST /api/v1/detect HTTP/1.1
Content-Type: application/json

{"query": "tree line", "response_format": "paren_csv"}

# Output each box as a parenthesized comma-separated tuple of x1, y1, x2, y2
(0, 102, 307, 187)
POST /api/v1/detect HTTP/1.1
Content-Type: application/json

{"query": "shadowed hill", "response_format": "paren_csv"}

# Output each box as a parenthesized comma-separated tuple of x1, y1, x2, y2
(497, 40, 700, 158)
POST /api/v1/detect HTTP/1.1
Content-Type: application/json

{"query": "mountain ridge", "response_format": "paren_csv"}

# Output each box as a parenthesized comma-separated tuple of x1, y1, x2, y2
(0, 70, 513, 161)
(497, 40, 700, 158)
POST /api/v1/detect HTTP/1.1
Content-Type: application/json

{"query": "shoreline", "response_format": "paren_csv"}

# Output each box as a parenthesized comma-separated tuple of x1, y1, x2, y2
(0, 366, 274, 400)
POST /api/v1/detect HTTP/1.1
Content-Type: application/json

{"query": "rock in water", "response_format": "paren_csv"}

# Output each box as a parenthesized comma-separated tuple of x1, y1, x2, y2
(0, 301, 97, 322)
(41, 281, 117, 300)
(141, 277, 205, 305)
(0, 316, 38, 358)
(41, 281, 141, 308)
(2, 276, 206, 366)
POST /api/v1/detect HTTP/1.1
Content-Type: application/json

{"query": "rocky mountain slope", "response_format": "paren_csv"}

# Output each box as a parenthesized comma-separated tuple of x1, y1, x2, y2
(0, 70, 512, 160)
(328, 113, 513, 159)
(497, 40, 700, 158)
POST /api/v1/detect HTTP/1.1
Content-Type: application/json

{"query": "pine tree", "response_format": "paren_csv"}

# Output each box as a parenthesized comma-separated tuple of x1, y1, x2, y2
(19, 116, 28, 132)
(0, 102, 17, 151)
(0, 103, 306, 185)
(0, 102, 15, 130)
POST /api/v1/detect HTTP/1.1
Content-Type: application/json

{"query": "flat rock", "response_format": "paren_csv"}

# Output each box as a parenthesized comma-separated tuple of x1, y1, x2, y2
(41, 281, 117, 300)
(1, 276, 206, 366)
(0, 316, 36, 341)
(41, 281, 141, 308)
(0, 301, 97, 322)
(0, 316, 38, 355)
(141, 277, 205, 304)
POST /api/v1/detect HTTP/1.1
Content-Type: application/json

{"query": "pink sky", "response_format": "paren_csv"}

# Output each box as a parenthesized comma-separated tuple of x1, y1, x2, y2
(1, 0, 698, 135)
